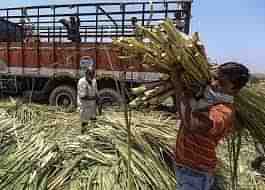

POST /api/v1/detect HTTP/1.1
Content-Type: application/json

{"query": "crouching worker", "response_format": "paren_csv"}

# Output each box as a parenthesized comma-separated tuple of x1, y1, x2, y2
(77, 66, 98, 134)
(174, 62, 250, 190)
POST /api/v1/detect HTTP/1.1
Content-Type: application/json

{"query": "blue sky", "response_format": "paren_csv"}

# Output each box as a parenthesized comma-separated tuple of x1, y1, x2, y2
(0, 0, 264, 73)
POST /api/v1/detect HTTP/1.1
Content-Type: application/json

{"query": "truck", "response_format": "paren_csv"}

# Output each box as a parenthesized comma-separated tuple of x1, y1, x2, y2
(0, 0, 192, 108)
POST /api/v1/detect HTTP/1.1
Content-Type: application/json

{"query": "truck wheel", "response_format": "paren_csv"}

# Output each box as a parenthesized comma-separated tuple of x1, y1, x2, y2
(98, 88, 123, 110)
(49, 86, 76, 109)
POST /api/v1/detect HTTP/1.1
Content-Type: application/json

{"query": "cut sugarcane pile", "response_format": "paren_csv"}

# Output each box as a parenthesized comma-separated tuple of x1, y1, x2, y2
(0, 101, 264, 189)
(0, 102, 177, 190)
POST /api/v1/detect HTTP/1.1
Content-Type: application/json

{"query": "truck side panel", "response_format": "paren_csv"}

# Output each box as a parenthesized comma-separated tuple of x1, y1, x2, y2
(0, 42, 162, 83)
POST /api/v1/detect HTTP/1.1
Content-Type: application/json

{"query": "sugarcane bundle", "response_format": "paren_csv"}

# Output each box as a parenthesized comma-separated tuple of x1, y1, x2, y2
(114, 19, 265, 145)
(0, 102, 263, 189)
(234, 88, 265, 143)
(130, 80, 176, 107)
(114, 19, 212, 107)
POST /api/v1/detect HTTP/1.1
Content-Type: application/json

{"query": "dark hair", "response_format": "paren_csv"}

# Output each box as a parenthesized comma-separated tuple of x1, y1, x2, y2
(217, 62, 250, 90)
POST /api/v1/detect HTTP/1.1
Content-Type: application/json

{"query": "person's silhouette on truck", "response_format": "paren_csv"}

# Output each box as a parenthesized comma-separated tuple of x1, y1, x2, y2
(59, 16, 81, 43)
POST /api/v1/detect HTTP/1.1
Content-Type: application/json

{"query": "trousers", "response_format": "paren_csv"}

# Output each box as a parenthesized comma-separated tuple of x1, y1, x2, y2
(175, 165, 214, 190)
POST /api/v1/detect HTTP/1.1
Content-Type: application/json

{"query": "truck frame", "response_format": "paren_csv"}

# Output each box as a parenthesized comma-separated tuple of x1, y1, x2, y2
(0, 0, 192, 108)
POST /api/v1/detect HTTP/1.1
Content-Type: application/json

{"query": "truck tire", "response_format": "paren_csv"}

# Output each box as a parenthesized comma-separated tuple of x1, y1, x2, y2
(98, 88, 123, 110)
(49, 85, 77, 108)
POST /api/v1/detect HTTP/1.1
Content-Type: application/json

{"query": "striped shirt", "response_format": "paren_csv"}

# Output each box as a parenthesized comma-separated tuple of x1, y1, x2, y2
(175, 102, 234, 173)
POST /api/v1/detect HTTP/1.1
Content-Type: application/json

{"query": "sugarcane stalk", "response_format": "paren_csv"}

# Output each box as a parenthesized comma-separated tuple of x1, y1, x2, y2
(147, 89, 175, 105)
(131, 80, 168, 96)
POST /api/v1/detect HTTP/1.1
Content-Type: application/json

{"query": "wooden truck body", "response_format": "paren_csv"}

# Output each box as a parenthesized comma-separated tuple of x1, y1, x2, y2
(0, 1, 192, 107)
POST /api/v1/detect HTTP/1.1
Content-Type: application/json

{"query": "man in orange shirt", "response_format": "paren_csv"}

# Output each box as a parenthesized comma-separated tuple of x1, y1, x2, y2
(174, 62, 250, 190)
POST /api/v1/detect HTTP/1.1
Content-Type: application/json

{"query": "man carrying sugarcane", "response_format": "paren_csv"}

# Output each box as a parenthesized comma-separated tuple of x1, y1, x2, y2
(77, 65, 99, 134)
(174, 62, 250, 190)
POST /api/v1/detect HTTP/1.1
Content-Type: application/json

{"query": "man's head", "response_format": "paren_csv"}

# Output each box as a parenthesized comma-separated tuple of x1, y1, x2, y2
(85, 67, 95, 81)
(211, 62, 250, 95)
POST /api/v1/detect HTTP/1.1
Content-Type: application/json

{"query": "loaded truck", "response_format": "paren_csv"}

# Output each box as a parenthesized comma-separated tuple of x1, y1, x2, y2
(0, 0, 192, 108)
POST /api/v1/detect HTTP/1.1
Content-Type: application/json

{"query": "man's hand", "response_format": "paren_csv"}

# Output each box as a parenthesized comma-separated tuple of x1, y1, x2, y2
(189, 111, 213, 134)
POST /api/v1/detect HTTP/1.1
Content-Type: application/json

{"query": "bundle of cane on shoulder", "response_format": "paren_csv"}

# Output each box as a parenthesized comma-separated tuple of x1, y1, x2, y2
(114, 18, 265, 154)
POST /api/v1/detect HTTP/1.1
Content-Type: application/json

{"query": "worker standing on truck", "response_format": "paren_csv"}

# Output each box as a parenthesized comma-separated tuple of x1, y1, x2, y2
(77, 66, 98, 134)
(173, 62, 250, 190)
